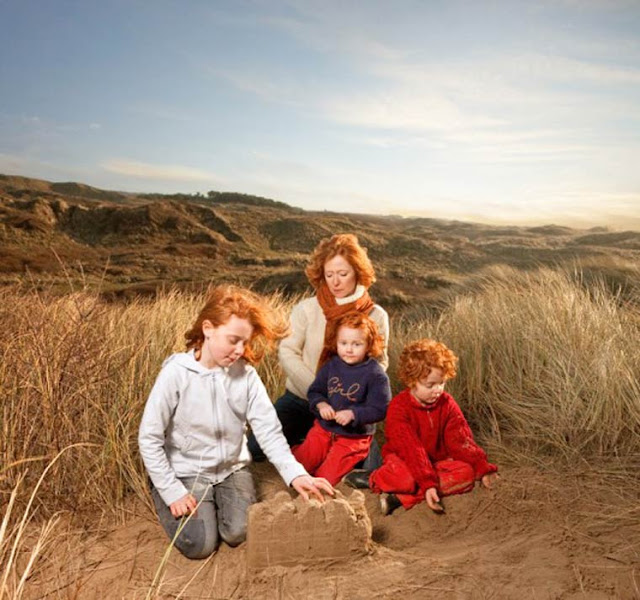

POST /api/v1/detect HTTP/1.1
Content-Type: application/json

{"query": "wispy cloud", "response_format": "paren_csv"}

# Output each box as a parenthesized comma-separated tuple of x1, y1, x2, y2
(101, 159, 220, 183)
(126, 104, 196, 123)
(261, 13, 406, 61)
(0, 153, 94, 179)
(321, 91, 504, 132)
(0, 153, 30, 173)
(211, 2, 640, 144)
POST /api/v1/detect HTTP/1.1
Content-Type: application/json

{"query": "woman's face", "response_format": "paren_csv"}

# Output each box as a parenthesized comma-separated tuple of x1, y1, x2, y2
(324, 254, 357, 299)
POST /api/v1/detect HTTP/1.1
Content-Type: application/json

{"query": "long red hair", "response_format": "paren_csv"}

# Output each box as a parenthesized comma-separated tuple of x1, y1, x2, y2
(184, 285, 288, 363)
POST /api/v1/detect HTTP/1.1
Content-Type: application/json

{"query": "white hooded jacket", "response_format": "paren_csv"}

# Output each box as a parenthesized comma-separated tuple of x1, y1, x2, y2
(138, 351, 307, 506)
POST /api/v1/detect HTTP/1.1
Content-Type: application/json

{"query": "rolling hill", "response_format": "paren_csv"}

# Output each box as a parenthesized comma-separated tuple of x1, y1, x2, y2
(2, 173, 639, 306)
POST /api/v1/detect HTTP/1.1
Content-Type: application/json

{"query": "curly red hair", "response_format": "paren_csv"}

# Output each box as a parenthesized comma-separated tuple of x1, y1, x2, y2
(324, 312, 384, 360)
(184, 285, 288, 363)
(397, 339, 458, 388)
(305, 234, 376, 290)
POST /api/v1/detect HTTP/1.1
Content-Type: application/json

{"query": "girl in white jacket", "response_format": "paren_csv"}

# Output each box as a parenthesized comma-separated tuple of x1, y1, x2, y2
(139, 285, 333, 559)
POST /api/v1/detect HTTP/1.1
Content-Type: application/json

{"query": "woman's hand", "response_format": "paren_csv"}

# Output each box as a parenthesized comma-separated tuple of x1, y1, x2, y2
(316, 402, 336, 420)
(169, 493, 198, 518)
(481, 472, 499, 489)
(291, 475, 335, 502)
(334, 409, 355, 426)
(425, 487, 444, 512)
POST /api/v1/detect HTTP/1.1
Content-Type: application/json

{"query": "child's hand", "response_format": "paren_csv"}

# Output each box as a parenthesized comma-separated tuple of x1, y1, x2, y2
(481, 472, 499, 489)
(291, 475, 335, 503)
(316, 402, 336, 420)
(334, 409, 355, 426)
(170, 493, 198, 518)
(425, 487, 444, 512)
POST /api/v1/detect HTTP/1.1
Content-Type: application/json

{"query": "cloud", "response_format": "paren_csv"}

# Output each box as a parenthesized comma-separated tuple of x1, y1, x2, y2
(321, 91, 505, 132)
(0, 153, 30, 172)
(101, 159, 220, 183)
(126, 104, 196, 122)
(0, 153, 95, 180)
(262, 13, 405, 61)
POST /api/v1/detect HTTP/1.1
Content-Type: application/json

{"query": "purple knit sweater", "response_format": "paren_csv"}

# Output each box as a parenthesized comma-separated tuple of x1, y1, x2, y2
(307, 356, 391, 437)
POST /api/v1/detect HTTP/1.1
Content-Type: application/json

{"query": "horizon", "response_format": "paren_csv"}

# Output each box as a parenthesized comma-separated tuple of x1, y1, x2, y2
(1, 1, 639, 230)
(4, 170, 637, 233)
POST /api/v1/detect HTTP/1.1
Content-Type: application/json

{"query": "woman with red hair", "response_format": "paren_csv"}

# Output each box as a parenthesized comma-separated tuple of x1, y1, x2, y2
(248, 234, 389, 465)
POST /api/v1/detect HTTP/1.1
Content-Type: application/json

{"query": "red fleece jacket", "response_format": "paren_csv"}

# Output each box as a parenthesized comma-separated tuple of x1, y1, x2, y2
(382, 389, 497, 493)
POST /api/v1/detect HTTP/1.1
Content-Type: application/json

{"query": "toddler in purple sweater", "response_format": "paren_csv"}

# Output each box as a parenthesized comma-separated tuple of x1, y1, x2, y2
(293, 312, 391, 485)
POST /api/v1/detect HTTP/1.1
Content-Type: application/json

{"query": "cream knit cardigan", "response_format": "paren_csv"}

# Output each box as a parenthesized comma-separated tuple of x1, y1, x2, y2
(278, 286, 390, 399)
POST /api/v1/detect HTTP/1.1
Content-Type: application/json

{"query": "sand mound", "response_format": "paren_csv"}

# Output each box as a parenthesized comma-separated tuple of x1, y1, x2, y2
(246, 489, 372, 570)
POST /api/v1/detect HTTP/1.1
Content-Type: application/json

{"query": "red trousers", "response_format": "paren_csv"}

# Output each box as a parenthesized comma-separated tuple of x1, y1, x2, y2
(292, 421, 371, 486)
(369, 453, 475, 510)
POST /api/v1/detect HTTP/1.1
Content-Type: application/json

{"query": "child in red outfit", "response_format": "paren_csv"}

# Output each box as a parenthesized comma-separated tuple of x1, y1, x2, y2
(293, 313, 391, 486)
(368, 339, 498, 514)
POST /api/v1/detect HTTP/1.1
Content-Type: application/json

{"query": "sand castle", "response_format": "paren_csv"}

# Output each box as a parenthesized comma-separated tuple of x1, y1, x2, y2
(246, 489, 372, 570)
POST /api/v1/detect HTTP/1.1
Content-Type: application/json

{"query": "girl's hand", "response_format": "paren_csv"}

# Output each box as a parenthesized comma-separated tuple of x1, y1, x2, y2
(334, 409, 355, 426)
(481, 472, 499, 489)
(316, 402, 336, 420)
(291, 475, 335, 503)
(425, 487, 444, 512)
(169, 493, 198, 518)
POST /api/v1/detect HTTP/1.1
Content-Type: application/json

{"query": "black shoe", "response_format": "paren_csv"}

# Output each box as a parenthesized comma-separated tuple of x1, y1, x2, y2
(380, 493, 402, 516)
(341, 469, 371, 489)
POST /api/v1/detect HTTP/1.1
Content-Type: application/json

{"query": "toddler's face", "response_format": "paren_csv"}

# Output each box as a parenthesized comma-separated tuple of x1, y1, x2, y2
(411, 367, 446, 405)
(336, 326, 368, 365)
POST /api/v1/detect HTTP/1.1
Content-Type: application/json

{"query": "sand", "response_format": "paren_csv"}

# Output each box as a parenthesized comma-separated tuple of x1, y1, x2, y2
(26, 463, 640, 599)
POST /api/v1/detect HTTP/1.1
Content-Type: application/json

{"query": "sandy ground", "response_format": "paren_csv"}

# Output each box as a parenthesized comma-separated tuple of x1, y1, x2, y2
(27, 464, 640, 600)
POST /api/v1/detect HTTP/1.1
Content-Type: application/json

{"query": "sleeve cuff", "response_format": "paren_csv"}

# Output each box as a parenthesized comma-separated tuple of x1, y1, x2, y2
(277, 461, 309, 487)
(157, 480, 189, 507)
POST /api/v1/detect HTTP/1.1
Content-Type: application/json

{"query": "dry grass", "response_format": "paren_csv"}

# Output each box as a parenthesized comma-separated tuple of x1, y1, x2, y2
(0, 284, 294, 520)
(1, 265, 640, 593)
(438, 267, 640, 460)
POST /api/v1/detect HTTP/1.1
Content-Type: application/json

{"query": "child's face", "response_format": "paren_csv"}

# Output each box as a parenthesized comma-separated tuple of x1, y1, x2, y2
(411, 367, 446, 405)
(200, 315, 254, 368)
(336, 326, 368, 364)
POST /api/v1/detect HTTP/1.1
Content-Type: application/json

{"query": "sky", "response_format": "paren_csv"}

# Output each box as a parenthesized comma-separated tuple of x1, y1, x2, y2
(1, 0, 640, 229)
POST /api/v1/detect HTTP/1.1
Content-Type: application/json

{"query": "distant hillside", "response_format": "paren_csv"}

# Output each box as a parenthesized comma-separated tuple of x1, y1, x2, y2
(1, 173, 639, 306)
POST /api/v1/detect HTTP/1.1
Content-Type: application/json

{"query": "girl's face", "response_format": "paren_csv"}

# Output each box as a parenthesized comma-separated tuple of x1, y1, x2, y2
(336, 326, 368, 365)
(411, 367, 446, 405)
(200, 314, 254, 368)
(324, 255, 357, 299)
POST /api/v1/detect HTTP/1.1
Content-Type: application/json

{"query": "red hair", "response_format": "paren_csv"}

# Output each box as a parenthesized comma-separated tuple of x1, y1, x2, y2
(305, 234, 376, 290)
(184, 285, 288, 363)
(397, 339, 458, 388)
(324, 312, 383, 360)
